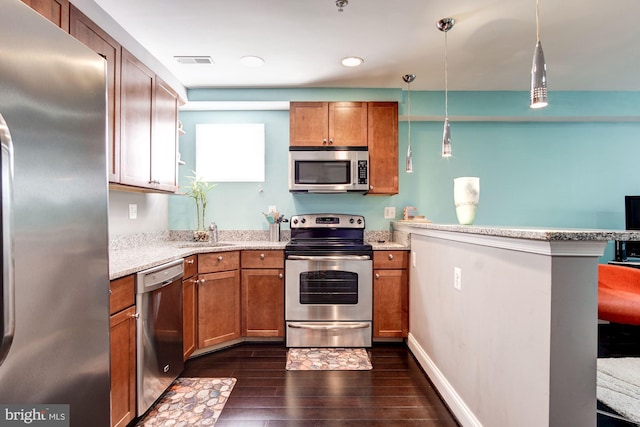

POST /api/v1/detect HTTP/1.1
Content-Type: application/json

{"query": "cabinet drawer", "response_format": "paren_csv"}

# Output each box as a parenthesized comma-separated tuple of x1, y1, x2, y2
(198, 251, 240, 273)
(109, 274, 135, 315)
(241, 250, 284, 269)
(373, 250, 409, 269)
(183, 255, 197, 279)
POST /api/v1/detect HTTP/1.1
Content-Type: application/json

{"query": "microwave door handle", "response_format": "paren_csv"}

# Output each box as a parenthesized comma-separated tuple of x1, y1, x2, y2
(0, 113, 15, 367)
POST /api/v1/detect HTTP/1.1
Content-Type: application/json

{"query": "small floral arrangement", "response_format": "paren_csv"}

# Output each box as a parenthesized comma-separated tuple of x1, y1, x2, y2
(184, 172, 216, 238)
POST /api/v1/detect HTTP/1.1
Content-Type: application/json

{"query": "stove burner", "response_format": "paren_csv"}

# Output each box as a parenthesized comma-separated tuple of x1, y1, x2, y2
(286, 213, 371, 257)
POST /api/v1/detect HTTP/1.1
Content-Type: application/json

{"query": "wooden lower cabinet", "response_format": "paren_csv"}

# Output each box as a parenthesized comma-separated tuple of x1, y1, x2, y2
(241, 268, 284, 337)
(109, 305, 136, 427)
(197, 270, 241, 348)
(182, 276, 197, 359)
(182, 255, 197, 360)
(373, 250, 409, 338)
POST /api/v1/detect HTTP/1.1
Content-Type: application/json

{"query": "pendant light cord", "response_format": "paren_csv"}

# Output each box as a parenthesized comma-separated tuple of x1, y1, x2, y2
(535, 0, 540, 42)
(444, 31, 449, 120)
(407, 82, 411, 146)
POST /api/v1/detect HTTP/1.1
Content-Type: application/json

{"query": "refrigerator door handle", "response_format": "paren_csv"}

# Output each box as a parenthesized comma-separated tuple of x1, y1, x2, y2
(0, 113, 15, 366)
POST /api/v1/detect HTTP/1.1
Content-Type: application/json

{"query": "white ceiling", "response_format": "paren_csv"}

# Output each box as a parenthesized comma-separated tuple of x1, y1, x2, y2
(93, 0, 640, 92)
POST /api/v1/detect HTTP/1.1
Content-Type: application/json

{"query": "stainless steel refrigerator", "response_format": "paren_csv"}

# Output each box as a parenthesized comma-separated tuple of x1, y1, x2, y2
(0, 1, 111, 426)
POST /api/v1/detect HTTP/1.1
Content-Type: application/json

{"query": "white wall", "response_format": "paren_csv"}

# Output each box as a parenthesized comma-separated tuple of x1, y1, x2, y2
(108, 190, 169, 237)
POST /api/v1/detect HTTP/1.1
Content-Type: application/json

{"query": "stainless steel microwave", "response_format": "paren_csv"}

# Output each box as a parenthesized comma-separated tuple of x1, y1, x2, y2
(288, 147, 369, 193)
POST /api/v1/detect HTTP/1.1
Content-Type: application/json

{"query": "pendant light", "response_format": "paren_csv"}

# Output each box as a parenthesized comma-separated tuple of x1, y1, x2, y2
(530, 0, 548, 108)
(437, 18, 455, 158)
(402, 74, 415, 173)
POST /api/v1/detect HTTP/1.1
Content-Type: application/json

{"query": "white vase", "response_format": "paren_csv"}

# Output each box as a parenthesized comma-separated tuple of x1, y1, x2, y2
(454, 177, 480, 225)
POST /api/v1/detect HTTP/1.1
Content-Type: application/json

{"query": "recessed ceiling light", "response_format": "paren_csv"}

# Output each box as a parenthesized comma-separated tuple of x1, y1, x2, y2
(341, 56, 364, 67)
(240, 56, 265, 67)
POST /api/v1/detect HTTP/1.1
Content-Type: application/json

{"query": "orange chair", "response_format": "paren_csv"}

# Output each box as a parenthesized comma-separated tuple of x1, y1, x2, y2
(598, 264, 640, 325)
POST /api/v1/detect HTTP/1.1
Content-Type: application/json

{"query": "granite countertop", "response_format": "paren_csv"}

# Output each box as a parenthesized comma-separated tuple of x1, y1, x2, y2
(110, 240, 286, 280)
(110, 238, 410, 280)
(393, 221, 640, 241)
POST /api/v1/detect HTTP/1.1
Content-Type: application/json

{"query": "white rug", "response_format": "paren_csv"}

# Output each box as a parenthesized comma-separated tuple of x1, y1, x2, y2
(597, 357, 640, 424)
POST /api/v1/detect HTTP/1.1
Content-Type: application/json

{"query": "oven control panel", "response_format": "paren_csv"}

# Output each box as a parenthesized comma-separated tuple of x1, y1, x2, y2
(290, 213, 365, 229)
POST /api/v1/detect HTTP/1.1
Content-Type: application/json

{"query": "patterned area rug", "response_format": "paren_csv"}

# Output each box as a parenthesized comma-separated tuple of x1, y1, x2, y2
(286, 347, 373, 370)
(597, 358, 640, 424)
(136, 377, 236, 426)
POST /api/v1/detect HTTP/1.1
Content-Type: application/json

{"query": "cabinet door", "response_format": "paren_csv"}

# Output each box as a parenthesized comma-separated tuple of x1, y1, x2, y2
(241, 268, 284, 337)
(373, 269, 408, 338)
(21, 0, 69, 30)
(367, 102, 399, 195)
(110, 306, 136, 427)
(183, 277, 197, 360)
(69, 5, 121, 182)
(197, 270, 240, 348)
(151, 77, 179, 192)
(120, 48, 154, 189)
(329, 102, 368, 146)
(290, 102, 329, 146)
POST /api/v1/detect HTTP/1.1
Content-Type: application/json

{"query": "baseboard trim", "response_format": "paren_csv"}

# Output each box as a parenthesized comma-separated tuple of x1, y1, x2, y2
(407, 333, 483, 427)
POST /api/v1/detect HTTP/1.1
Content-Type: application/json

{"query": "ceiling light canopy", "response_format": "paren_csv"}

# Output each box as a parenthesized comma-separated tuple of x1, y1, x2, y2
(240, 55, 265, 67)
(341, 56, 364, 67)
(335, 0, 348, 12)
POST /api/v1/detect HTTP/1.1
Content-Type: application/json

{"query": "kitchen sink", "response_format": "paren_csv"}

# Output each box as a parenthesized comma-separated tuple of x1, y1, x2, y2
(176, 242, 236, 249)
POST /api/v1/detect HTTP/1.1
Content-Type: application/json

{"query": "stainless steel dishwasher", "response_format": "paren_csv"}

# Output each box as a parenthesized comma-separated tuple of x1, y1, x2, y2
(136, 258, 184, 416)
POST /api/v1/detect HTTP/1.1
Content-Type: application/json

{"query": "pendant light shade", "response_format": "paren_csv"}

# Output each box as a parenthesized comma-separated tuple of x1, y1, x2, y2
(530, 0, 548, 108)
(442, 118, 452, 157)
(403, 74, 415, 173)
(438, 17, 454, 158)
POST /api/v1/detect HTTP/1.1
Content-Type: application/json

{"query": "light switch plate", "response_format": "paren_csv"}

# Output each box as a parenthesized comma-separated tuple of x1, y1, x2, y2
(384, 206, 396, 219)
(129, 204, 137, 220)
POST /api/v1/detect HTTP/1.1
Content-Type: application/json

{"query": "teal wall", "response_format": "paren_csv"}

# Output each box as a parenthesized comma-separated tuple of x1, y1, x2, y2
(169, 89, 640, 260)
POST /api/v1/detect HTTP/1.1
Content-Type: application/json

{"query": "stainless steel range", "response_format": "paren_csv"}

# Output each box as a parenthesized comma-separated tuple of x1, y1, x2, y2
(285, 213, 373, 347)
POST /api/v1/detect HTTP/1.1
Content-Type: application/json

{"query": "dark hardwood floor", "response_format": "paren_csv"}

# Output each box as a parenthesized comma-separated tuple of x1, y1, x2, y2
(181, 342, 460, 426)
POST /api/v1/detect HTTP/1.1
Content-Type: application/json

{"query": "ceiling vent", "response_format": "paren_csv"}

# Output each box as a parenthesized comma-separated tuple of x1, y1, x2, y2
(174, 56, 213, 65)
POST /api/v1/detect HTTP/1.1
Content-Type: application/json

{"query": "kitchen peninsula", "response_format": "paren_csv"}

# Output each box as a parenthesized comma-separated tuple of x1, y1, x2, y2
(393, 222, 640, 427)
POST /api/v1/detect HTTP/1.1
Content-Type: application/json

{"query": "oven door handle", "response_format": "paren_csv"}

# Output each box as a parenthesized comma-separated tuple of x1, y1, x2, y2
(287, 322, 371, 331)
(286, 255, 371, 261)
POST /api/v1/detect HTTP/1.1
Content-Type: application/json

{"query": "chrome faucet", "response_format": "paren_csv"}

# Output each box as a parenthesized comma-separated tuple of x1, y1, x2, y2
(209, 222, 218, 243)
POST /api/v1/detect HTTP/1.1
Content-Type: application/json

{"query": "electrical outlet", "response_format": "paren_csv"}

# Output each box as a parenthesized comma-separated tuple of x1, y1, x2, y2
(129, 204, 137, 220)
(268, 205, 277, 213)
(454, 267, 462, 291)
(384, 206, 396, 219)
(412, 251, 417, 268)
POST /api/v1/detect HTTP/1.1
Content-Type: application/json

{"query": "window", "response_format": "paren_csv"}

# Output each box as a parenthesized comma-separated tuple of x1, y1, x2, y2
(195, 123, 265, 182)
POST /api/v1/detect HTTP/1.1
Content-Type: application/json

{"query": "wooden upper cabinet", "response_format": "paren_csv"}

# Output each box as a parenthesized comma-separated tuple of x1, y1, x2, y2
(151, 77, 179, 192)
(290, 102, 367, 147)
(21, 0, 69, 30)
(329, 102, 368, 146)
(69, 5, 121, 182)
(120, 48, 154, 189)
(367, 102, 399, 195)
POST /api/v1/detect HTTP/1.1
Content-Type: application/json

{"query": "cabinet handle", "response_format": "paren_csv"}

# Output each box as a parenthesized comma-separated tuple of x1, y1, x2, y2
(375, 273, 380, 279)
(322, 138, 327, 145)
(131, 312, 140, 319)
(279, 273, 283, 279)
(388, 253, 394, 261)
(186, 259, 195, 264)
(218, 255, 223, 261)
(329, 138, 333, 145)
(260, 253, 265, 260)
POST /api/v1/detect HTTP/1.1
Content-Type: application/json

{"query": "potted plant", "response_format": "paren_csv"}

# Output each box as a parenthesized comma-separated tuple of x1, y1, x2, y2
(184, 172, 216, 241)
